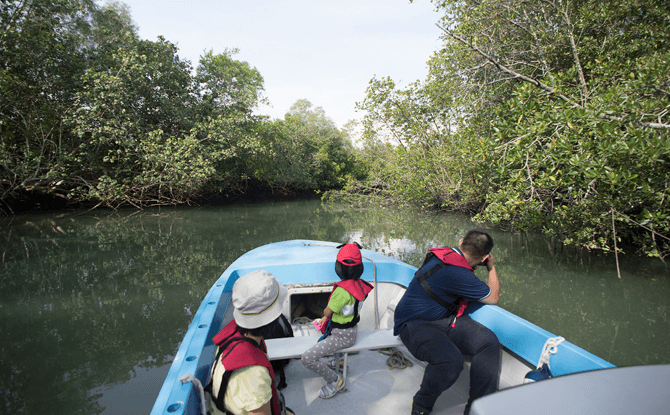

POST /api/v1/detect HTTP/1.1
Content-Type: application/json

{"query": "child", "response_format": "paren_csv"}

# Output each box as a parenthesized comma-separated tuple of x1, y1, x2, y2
(207, 270, 291, 415)
(301, 242, 374, 399)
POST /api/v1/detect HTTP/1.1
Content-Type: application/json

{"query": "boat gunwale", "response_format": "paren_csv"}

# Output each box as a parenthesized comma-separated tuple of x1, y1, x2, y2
(150, 239, 615, 415)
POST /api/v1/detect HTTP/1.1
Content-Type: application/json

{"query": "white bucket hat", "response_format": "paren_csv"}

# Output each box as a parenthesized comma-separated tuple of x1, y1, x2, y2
(232, 270, 287, 329)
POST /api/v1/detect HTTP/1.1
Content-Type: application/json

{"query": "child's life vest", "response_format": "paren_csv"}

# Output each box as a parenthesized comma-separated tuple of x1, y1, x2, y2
(327, 279, 374, 329)
(206, 320, 281, 415)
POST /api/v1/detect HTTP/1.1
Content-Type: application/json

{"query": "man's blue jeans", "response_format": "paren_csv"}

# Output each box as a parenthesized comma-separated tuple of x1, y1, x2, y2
(399, 315, 501, 414)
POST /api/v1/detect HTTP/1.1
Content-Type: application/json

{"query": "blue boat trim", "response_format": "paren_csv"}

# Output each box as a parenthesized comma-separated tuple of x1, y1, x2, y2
(150, 239, 614, 415)
(468, 304, 614, 376)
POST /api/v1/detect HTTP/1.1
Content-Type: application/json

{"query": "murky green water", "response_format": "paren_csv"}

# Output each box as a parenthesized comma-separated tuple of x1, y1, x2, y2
(1, 199, 668, 414)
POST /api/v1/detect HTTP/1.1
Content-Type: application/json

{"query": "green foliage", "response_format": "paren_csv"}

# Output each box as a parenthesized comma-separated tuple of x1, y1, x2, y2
(0, 1, 358, 212)
(245, 117, 316, 193)
(350, 71, 487, 211)
(479, 51, 670, 255)
(196, 49, 267, 117)
(65, 34, 202, 207)
(358, 0, 670, 257)
(0, 0, 97, 202)
(193, 113, 267, 193)
(283, 100, 362, 190)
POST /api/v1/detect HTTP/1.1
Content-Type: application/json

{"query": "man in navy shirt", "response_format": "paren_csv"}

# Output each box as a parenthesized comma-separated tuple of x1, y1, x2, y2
(394, 230, 501, 415)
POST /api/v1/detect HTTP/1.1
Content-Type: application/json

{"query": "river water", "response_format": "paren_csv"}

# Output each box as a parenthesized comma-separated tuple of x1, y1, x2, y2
(1, 199, 668, 414)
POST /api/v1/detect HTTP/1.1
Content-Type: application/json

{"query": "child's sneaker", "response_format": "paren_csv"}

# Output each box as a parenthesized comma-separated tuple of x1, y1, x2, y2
(318, 374, 345, 399)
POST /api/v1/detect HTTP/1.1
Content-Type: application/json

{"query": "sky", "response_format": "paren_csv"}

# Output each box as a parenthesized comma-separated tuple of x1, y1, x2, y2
(115, 0, 443, 129)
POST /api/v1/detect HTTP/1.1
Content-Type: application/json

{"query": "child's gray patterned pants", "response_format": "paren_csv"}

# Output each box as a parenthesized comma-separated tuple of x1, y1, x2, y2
(301, 326, 357, 383)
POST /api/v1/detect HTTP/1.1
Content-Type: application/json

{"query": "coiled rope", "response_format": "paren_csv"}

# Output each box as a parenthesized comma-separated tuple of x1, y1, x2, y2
(379, 347, 413, 370)
(292, 316, 313, 326)
(536, 336, 565, 369)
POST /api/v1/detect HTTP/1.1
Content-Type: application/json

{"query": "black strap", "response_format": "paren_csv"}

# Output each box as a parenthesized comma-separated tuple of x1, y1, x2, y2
(331, 279, 370, 329)
(216, 327, 265, 353)
(416, 253, 461, 315)
(277, 314, 293, 337)
(205, 341, 236, 414)
(206, 330, 267, 414)
(331, 298, 360, 329)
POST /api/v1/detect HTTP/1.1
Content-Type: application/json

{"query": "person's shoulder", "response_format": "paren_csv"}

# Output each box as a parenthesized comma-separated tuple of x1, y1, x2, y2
(231, 365, 272, 384)
(436, 264, 480, 288)
(329, 286, 351, 303)
(332, 285, 355, 299)
(451, 266, 484, 284)
(226, 365, 272, 412)
(448, 264, 476, 277)
(420, 253, 443, 268)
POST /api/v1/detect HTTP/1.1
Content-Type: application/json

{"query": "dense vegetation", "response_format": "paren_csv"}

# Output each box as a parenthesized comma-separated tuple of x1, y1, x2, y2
(0, 0, 363, 212)
(3, 0, 669, 258)
(332, 0, 670, 258)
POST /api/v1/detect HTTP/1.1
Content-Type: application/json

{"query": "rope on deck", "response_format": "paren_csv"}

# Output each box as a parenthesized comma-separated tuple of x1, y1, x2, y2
(379, 347, 413, 370)
(292, 316, 313, 325)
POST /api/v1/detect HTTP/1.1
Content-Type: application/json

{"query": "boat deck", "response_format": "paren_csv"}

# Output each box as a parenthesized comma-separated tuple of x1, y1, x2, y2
(274, 281, 529, 415)
(278, 319, 535, 415)
(279, 344, 471, 415)
(209, 278, 532, 415)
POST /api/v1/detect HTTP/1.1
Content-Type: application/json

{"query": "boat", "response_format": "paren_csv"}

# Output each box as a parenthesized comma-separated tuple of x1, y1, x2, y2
(150, 239, 615, 415)
(469, 364, 670, 415)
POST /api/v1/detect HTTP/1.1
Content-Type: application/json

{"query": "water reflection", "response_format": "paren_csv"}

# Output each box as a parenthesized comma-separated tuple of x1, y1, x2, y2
(0, 200, 668, 414)
(88, 363, 171, 415)
(1, 210, 207, 414)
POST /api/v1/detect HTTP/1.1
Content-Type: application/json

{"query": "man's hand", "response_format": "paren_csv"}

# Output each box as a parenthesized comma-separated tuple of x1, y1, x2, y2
(480, 254, 499, 304)
(486, 253, 495, 272)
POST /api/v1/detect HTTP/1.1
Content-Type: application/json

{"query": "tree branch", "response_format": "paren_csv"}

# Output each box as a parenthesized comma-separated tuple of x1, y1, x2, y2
(556, 0, 588, 102)
(436, 23, 670, 130)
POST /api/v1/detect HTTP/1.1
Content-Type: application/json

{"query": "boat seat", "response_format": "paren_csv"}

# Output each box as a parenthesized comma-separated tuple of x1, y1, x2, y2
(265, 328, 403, 384)
(265, 328, 402, 361)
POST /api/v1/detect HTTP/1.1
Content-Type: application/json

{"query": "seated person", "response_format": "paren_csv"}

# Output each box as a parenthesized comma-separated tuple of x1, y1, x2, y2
(301, 242, 374, 399)
(206, 270, 293, 415)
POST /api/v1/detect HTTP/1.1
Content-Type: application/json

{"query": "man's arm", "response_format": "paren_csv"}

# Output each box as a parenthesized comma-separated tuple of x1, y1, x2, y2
(479, 254, 499, 304)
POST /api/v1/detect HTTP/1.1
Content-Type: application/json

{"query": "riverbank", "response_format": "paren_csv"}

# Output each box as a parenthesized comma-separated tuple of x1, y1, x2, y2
(1, 186, 321, 216)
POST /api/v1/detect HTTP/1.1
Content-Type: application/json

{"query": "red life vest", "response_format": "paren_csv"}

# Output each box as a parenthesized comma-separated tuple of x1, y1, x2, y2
(326, 279, 374, 329)
(207, 320, 280, 415)
(332, 279, 374, 301)
(418, 247, 472, 327)
(427, 247, 474, 271)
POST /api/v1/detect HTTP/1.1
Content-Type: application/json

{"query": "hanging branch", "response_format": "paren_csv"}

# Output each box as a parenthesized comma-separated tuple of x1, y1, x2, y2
(611, 209, 621, 279)
(612, 209, 670, 243)
(435, 23, 670, 130)
(556, 0, 588, 102)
